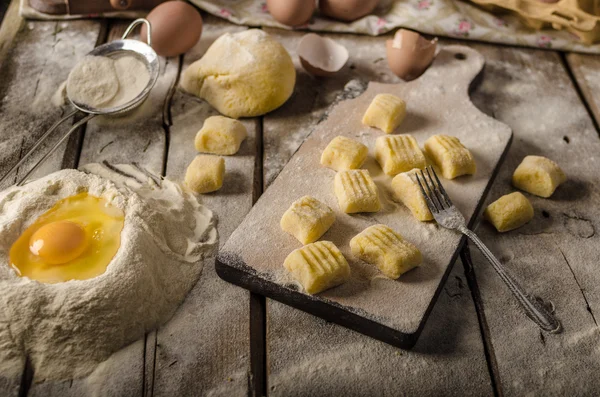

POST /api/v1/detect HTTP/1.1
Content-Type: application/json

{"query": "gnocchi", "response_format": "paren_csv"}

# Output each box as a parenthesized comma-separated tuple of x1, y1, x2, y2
(512, 155, 566, 198)
(195, 115, 248, 155)
(362, 93, 407, 134)
(424, 134, 476, 179)
(375, 134, 426, 176)
(184, 155, 225, 193)
(391, 169, 433, 221)
(320, 136, 368, 172)
(283, 241, 351, 294)
(280, 196, 336, 245)
(350, 224, 422, 279)
(484, 192, 534, 232)
(334, 170, 381, 213)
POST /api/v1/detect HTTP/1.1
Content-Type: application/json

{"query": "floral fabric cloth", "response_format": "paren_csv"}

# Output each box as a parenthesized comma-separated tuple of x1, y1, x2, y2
(20, 0, 600, 53)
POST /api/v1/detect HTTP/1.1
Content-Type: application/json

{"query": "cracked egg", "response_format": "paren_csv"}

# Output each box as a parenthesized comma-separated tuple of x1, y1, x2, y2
(9, 192, 124, 284)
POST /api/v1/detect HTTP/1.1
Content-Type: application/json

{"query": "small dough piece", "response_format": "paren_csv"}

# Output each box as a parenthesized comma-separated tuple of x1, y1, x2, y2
(424, 134, 476, 179)
(350, 224, 422, 279)
(362, 93, 406, 134)
(283, 241, 351, 294)
(375, 134, 426, 176)
(334, 170, 380, 213)
(484, 192, 534, 232)
(67, 56, 119, 108)
(391, 169, 433, 221)
(320, 136, 368, 171)
(280, 196, 336, 244)
(184, 155, 225, 193)
(512, 155, 566, 198)
(180, 29, 296, 118)
(195, 115, 248, 155)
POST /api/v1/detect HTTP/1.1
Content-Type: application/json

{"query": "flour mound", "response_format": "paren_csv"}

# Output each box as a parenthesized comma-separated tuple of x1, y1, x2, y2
(0, 164, 217, 380)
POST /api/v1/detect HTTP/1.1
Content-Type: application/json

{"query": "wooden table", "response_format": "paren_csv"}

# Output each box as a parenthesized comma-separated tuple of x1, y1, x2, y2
(1, 0, 599, 395)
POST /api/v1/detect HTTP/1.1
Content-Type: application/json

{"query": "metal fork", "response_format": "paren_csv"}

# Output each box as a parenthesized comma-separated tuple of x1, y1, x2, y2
(415, 166, 562, 333)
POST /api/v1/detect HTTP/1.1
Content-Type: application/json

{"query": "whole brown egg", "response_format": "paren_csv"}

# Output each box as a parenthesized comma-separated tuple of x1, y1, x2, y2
(140, 1, 203, 57)
(267, 0, 316, 26)
(319, 0, 379, 22)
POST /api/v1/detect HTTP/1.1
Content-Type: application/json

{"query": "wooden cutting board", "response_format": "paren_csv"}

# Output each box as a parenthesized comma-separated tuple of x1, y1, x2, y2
(216, 45, 513, 348)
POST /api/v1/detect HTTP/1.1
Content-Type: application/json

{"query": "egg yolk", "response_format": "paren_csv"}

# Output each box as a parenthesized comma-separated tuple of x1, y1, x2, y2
(9, 192, 125, 283)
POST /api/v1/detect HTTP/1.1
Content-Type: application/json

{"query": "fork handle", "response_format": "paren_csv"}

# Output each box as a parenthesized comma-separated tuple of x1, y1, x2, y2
(458, 226, 562, 333)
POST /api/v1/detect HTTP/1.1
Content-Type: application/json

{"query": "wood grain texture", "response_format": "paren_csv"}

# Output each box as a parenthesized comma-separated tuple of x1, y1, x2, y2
(260, 30, 495, 395)
(566, 52, 600, 130)
(149, 17, 257, 396)
(467, 44, 600, 395)
(0, 3, 102, 394)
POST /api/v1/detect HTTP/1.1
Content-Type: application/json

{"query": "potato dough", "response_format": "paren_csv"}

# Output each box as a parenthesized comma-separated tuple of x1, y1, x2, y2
(424, 134, 476, 179)
(484, 192, 534, 232)
(350, 224, 422, 279)
(283, 241, 351, 294)
(512, 155, 566, 198)
(362, 93, 406, 134)
(320, 136, 368, 171)
(180, 29, 296, 118)
(195, 115, 248, 155)
(280, 196, 335, 244)
(184, 155, 225, 193)
(375, 134, 426, 176)
(391, 169, 433, 221)
(334, 170, 380, 213)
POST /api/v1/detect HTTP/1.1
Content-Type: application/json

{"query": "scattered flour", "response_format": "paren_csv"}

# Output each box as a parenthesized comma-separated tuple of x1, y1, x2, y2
(66, 55, 150, 109)
(0, 164, 217, 381)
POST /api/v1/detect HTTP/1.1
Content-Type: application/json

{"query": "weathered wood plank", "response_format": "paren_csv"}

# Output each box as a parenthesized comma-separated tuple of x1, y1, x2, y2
(150, 17, 257, 396)
(566, 53, 600, 131)
(467, 44, 600, 395)
(262, 29, 494, 396)
(0, 3, 102, 395)
(25, 20, 178, 397)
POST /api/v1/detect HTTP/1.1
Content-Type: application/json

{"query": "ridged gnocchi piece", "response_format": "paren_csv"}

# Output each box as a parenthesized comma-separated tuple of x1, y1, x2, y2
(334, 170, 380, 213)
(375, 134, 426, 176)
(391, 169, 433, 221)
(283, 241, 351, 294)
(484, 192, 534, 232)
(184, 155, 225, 193)
(195, 115, 248, 155)
(320, 136, 368, 172)
(424, 134, 476, 179)
(512, 155, 566, 198)
(280, 196, 336, 245)
(362, 93, 406, 134)
(350, 224, 422, 279)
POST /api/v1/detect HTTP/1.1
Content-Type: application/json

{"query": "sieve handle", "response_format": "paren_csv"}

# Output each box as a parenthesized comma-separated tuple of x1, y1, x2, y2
(122, 18, 152, 47)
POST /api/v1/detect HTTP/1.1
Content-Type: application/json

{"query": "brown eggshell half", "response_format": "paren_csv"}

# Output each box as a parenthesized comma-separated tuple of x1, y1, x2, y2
(386, 29, 437, 81)
(297, 33, 349, 77)
(319, 0, 379, 22)
(267, 0, 316, 26)
(140, 1, 203, 57)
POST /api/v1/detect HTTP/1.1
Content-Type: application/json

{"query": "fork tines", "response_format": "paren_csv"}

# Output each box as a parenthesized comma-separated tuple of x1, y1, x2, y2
(415, 166, 452, 213)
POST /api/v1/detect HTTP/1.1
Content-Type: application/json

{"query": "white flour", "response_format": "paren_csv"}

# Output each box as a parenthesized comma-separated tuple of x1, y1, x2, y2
(66, 55, 150, 109)
(0, 164, 217, 381)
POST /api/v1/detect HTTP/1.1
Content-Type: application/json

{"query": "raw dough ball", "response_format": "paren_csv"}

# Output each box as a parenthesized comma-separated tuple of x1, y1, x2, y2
(424, 134, 476, 179)
(320, 136, 368, 171)
(283, 241, 350, 294)
(375, 134, 426, 176)
(334, 170, 380, 213)
(512, 155, 566, 198)
(362, 93, 406, 134)
(484, 192, 534, 232)
(180, 29, 296, 118)
(350, 224, 422, 279)
(280, 196, 335, 245)
(67, 56, 119, 107)
(184, 155, 225, 193)
(195, 115, 248, 155)
(391, 169, 433, 221)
